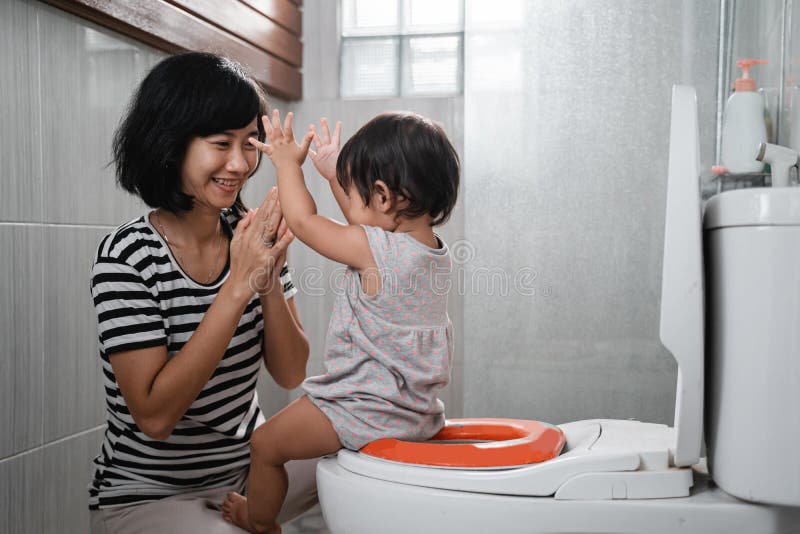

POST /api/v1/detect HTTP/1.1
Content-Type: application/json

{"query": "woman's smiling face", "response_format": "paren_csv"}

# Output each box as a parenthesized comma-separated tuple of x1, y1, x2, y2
(179, 119, 260, 210)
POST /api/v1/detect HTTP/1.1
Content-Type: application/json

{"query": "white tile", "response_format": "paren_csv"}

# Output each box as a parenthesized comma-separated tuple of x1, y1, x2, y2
(0, 224, 43, 458)
(41, 428, 104, 534)
(0, 0, 42, 222)
(43, 225, 110, 441)
(301, 0, 340, 100)
(257, 367, 290, 419)
(0, 448, 44, 534)
(37, 3, 163, 225)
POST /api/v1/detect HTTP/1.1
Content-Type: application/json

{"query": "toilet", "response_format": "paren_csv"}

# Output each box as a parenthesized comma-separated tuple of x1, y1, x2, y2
(315, 86, 800, 533)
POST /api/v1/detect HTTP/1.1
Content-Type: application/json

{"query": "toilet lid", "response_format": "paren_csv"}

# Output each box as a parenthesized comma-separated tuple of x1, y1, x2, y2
(703, 187, 800, 229)
(359, 418, 565, 468)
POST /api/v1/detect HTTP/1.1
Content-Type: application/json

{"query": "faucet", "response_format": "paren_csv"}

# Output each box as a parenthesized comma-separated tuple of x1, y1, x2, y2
(756, 142, 800, 187)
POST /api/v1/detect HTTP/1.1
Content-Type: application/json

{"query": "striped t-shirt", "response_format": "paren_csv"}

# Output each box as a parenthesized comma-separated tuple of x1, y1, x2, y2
(88, 210, 297, 509)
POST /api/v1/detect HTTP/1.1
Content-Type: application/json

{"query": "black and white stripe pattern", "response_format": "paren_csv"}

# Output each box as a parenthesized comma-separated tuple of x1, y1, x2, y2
(88, 212, 296, 509)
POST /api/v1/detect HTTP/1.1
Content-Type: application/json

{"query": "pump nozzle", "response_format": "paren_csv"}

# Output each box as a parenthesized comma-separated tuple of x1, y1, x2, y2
(756, 142, 799, 187)
(734, 59, 768, 92)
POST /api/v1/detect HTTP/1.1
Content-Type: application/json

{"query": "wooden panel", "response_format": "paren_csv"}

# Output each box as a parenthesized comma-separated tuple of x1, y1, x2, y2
(240, 0, 301, 36)
(42, 0, 301, 100)
(167, 0, 302, 67)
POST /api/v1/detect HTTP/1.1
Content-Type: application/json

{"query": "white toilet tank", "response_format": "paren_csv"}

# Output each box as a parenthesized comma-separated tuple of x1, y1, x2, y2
(703, 187, 800, 507)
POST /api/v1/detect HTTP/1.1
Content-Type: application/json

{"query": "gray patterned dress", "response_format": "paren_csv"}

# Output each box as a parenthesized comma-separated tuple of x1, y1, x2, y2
(303, 225, 454, 450)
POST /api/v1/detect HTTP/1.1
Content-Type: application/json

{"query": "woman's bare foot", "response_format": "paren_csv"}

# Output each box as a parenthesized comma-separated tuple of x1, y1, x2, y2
(222, 492, 281, 534)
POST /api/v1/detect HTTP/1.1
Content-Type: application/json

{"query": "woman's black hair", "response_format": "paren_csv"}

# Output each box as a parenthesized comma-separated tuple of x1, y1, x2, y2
(113, 52, 267, 216)
(335, 112, 460, 226)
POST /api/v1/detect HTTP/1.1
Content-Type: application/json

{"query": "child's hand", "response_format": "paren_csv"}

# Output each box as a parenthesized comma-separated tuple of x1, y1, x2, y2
(249, 110, 313, 169)
(308, 118, 342, 182)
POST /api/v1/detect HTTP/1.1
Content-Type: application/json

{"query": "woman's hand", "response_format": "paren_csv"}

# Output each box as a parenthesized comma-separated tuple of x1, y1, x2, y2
(228, 187, 294, 298)
(250, 110, 313, 170)
(308, 118, 342, 182)
(272, 216, 292, 272)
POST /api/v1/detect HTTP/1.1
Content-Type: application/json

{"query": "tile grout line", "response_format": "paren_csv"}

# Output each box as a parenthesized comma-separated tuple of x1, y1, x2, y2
(0, 425, 106, 464)
(0, 221, 118, 230)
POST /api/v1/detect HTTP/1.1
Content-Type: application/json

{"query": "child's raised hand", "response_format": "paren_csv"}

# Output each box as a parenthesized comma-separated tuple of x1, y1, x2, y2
(250, 110, 313, 169)
(308, 118, 342, 182)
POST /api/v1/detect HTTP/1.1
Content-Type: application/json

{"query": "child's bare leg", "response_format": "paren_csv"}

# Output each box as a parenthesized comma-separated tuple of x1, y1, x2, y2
(222, 396, 341, 533)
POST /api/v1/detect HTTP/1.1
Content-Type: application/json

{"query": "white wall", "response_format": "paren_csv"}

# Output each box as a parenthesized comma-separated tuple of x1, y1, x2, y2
(462, 0, 720, 425)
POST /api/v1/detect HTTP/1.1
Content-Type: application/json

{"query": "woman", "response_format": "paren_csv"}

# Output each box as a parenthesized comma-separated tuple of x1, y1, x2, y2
(88, 52, 316, 533)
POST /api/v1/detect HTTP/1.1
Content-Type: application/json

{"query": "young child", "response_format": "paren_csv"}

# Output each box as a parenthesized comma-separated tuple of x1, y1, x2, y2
(222, 110, 460, 533)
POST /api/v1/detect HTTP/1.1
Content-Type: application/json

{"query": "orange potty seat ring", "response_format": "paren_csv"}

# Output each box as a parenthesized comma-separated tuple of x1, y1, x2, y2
(360, 418, 565, 468)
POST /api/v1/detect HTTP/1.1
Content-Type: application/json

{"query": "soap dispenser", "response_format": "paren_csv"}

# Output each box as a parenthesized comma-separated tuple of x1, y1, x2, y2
(721, 59, 768, 173)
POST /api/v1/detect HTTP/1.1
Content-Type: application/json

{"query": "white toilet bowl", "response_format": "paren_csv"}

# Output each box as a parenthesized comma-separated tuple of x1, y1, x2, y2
(318, 437, 800, 534)
(315, 87, 800, 533)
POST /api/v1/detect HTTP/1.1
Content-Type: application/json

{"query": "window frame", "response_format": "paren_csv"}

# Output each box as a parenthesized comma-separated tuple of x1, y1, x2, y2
(339, 0, 465, 99)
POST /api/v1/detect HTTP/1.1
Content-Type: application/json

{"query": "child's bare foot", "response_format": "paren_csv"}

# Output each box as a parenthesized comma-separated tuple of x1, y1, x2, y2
(222, 492, 281, 534)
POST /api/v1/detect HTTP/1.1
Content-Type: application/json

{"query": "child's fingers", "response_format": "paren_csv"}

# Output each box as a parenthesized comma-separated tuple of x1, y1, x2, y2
(271, 109, 282, 134)
(309, 125, 321, 151)
(249, 137, 271, 155)
(310, 128, 324, 153)
(299, 131, 314, 154)
(320, 118, 331, 144)
(261, 115, 278, 144)
(284, 112, 295, 141)
(332, 121, 342, 147)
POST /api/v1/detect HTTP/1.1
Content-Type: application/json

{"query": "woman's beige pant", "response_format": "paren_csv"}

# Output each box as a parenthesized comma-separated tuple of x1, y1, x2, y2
(89, 458, 319, 533)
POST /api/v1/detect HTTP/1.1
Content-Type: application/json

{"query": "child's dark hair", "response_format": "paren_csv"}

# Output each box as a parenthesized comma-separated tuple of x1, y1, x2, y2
(113, 52, 267, 216)
(336, 112, 460, 226)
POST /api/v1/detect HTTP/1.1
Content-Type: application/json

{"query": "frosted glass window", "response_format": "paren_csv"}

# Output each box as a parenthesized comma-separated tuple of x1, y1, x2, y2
(341, 0, 399, 36)
(405, 0, 462, 33)
(402, 36, 461, 95)
(339, 0, 463, 98)
(340, 38, 399, 97)
(467, 0, 525, 30)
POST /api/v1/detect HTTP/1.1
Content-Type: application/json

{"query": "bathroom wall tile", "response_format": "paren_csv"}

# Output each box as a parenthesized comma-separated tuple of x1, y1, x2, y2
(464, 338, 677, 424)
(0, 225, 43, 458)
(0, 448, 44, 534)
(41, 428, 104, 534)
(440, 360, 464, 419)
(43, 225, 110, 441)
(0, 0, 42, 222)
(257, 368, 290, 419)
(301, 0, 340, 100)
(38, 3, 163, 226)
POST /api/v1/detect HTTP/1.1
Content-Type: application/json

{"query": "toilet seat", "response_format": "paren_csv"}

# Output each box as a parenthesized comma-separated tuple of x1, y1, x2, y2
(360, 418, 566, 468)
